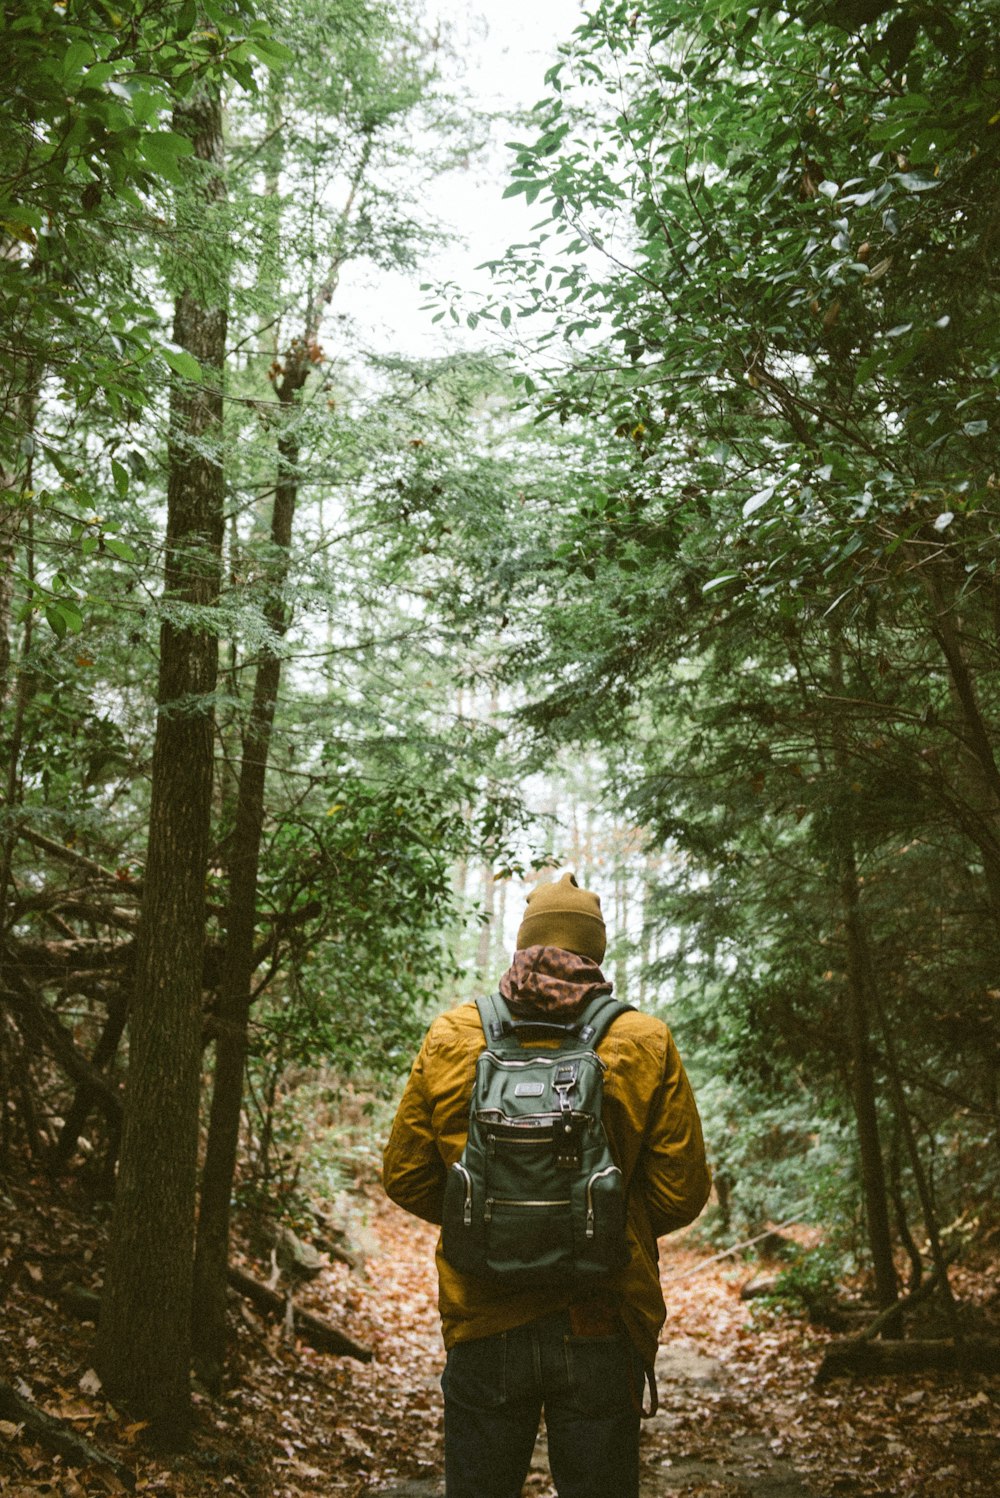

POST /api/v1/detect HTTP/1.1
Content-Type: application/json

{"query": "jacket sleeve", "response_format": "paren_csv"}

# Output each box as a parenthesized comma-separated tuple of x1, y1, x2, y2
(382, 1026, 448, 1226)
(639, 1031, 712, 1238)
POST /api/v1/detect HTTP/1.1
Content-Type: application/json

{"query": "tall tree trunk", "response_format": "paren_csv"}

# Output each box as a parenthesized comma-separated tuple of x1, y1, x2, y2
(189, 125, 372, 1391)
(862, 942, 962, 1338)
(492, 875, 508, 969)
(614, 864, 628, 1001)
(0, 381, 35, 917)
(94, 81, 227, 1444)
(476, 860, 495, 971)
(191, 421, 298, 1390)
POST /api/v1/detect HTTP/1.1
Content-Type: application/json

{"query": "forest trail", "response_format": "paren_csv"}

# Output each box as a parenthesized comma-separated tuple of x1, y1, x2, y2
(349, 1201, 826, 1498)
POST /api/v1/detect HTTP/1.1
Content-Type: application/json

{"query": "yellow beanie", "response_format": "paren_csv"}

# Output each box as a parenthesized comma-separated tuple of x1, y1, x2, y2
(515, 872, 607, 964)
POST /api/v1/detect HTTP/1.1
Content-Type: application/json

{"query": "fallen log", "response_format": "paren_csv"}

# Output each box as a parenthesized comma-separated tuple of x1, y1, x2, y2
(225, 1265, 372, 1362)
(816, 1335, 1000, 1383)
(0, 1378, 136, 1491)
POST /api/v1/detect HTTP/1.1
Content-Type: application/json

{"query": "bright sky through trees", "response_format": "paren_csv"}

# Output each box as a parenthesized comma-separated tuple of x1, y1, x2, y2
(341, 0, 583, 354)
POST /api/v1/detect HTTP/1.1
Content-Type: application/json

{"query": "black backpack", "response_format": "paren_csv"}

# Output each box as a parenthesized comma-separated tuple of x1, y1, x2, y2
(441, 990, 633, 1287)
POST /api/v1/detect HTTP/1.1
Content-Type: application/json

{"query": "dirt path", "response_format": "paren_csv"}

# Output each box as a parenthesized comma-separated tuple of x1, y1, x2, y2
(364, 1202, 822, 1498)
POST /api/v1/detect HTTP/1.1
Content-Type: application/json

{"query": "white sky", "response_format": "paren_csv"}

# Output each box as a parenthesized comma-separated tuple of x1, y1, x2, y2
(344, 0, 585, 356)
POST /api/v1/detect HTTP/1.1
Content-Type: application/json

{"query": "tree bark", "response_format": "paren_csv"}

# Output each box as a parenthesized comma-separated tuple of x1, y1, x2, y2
(93, 80, 227, 1444)
(835, 830, 900, 1324)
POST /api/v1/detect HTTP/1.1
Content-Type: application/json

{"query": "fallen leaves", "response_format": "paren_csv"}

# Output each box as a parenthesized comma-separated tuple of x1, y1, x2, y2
(2, 1168, 999, 1498)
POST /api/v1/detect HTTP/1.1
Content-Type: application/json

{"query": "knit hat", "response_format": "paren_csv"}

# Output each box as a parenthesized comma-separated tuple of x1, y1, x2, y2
(515, 872, 607, 964)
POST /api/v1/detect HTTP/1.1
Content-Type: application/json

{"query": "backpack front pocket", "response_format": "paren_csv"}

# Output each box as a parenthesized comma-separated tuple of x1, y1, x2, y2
(484, 1196, 574, 1280)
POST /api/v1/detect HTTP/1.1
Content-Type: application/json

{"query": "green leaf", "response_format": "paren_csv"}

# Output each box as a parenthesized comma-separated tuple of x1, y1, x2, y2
(246, 35, 294, 68)
(45, 604, 67, 640)
(44, 599, 83, 639)
(104, 538, 137, 561)
(139, 130, 194, 181)
(162, 347, 203, 382)
(111, 459, 129, 497)
(131, 90, 164, 125)
(743, 484, 777, 520)
(62, 40, 95, 80)
(892, 171, 941, 193)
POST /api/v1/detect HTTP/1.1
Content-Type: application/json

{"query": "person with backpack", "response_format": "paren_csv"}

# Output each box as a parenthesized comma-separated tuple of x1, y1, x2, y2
(382, 871, 711, 1498)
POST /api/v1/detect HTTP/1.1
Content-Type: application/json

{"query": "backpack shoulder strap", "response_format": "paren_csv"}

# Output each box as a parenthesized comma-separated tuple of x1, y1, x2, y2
(575, 991, 634, 1048)
(474, 992, 509, 1052)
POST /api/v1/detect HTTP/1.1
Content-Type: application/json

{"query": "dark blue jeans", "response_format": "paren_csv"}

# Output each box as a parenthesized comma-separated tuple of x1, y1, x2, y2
(441, 1308, 644, 1498)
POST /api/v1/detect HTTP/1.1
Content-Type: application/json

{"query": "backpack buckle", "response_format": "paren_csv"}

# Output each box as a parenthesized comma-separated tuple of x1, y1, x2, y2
(553, 1062, 578, 1093)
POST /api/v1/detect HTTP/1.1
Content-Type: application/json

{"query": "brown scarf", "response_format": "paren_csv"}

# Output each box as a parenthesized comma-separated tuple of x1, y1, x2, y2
(498, 944, 612, 1019)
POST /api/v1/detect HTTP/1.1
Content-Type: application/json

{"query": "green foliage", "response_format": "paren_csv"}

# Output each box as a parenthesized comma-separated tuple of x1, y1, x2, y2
(0, 0, 291, 653)
(764, 1245, 846, 1312)
(252, 778, 467, 1073)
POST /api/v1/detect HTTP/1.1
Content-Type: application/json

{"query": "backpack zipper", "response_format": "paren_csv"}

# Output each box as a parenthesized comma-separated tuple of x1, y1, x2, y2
(585, 1165, 622, 1239)
(476, 1109, 591, 1129)
(484, 1196, 571, 1221)
(453, 1161, 473, 1226)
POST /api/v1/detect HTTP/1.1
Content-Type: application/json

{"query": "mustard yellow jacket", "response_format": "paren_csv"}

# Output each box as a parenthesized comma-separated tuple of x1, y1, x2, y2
(382, 1001, 710, 1367)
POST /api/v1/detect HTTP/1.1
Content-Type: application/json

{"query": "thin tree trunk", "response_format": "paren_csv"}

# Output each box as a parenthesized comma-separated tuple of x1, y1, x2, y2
(828, 644, 899, 1326)
(191, 423, 297, 1390)
(94, 80, 227, 1444)
(493, 875, 508, 968)
(476, 861, 495, 970)
(835, 827, 900, 1323)
(614, 865, 627, 1001)
(0, 400, 35, 925)
(863, 952, 963, 1339)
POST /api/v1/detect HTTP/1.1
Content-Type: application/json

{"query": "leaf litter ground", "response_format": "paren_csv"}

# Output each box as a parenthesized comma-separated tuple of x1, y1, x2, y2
(1, 1173, 998, 1497)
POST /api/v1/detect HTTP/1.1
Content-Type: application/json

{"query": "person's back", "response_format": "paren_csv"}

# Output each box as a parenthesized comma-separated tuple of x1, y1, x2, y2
(383, 871, 711, 1498)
